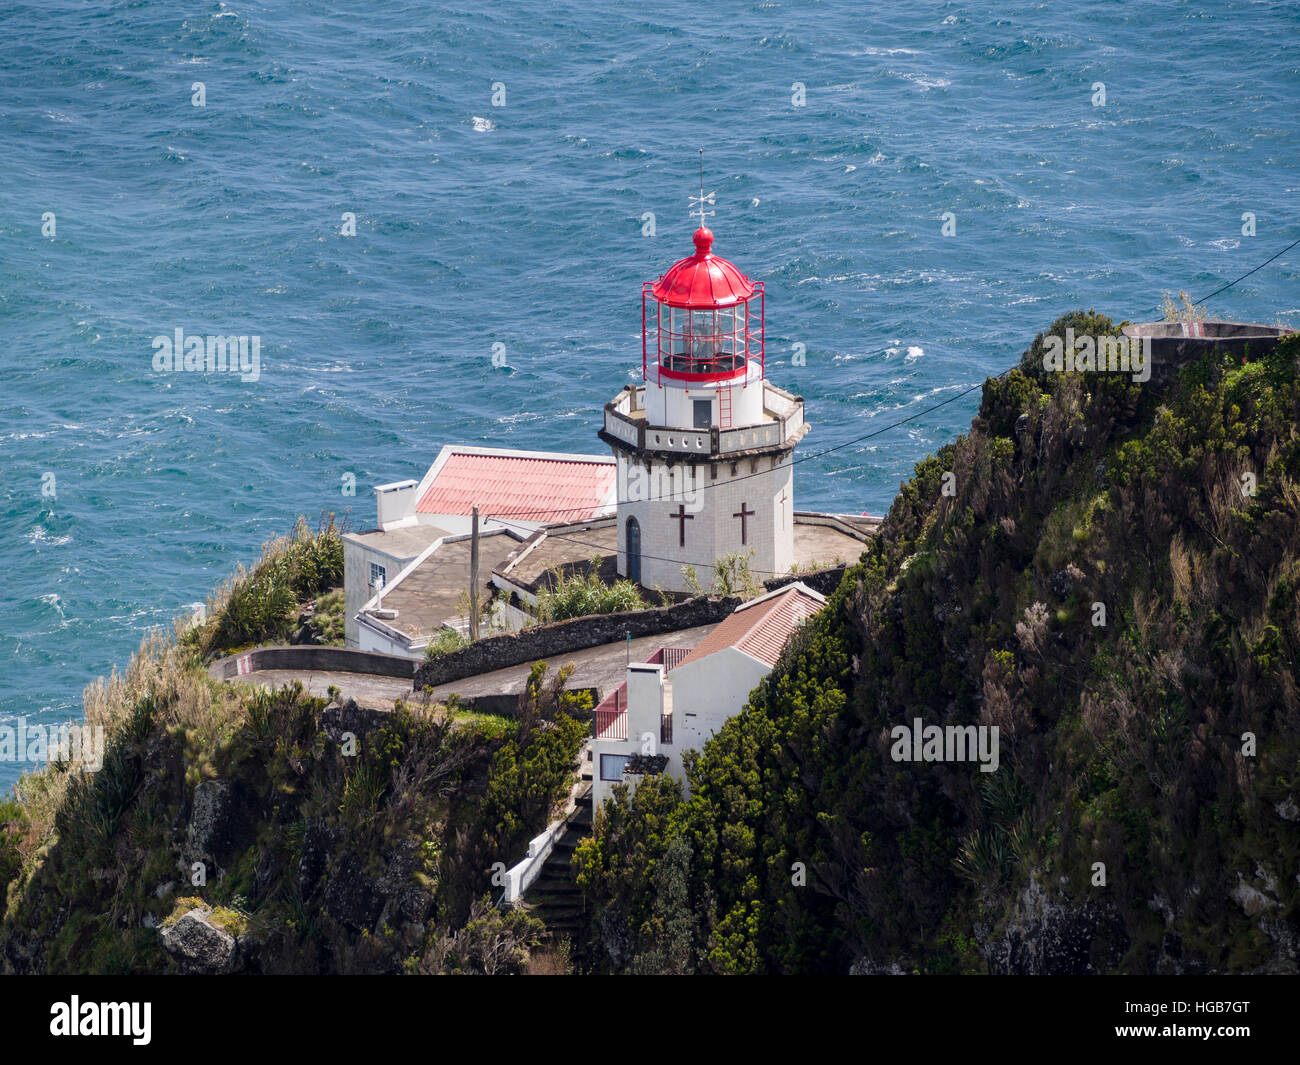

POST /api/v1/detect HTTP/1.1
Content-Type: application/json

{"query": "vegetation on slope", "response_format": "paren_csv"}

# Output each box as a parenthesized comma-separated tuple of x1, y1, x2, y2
(576, 313, 1300, 974)
(535, 560, 646, 623)
(0, 526, 589, 975)
(189, 515, 345, 658)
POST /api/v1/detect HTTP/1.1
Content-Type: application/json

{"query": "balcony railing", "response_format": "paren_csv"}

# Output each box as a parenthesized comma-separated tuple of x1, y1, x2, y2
(594, 684, 627, 740)
(604, 384, 794, 459)
(593, 646, 692, 745)
(659, 351, 748, 377)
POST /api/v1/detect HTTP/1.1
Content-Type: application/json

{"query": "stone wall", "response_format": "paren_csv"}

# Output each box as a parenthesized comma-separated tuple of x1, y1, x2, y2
(209, 645, 416, 682)
(413, 594, 741, 691)
(1122, 323, 1295, 389)
(764, 564, 848, 598)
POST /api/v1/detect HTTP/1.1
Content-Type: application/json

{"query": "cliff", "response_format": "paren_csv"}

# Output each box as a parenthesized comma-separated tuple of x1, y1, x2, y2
(575, 311, 1300, 974)
(5, 309, 1297, 975)
(0, 531, 589, 974)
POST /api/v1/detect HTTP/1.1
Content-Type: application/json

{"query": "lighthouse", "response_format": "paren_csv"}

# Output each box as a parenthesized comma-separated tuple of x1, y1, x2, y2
(599, 225, 809, 593)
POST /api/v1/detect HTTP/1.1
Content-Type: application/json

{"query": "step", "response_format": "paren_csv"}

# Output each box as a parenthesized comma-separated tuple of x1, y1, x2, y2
(533, 910, 585, 925)
(552, 835, 584, 853)
(530, 873, 577, 889)
(531, 879, 581, 896)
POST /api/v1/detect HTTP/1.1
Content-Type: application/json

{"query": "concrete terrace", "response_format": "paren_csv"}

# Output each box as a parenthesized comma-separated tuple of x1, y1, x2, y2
(229, 623, 717, 712)
(366, 528, 524, 643)
(494, 520, 621, 598)
(346, 523, 449, 557)
(791, 512, 880, 569)
(494, 511, 879, 598)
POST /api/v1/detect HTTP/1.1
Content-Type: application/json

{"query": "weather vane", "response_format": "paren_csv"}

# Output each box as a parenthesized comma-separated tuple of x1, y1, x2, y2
(689, 147, 715, 228)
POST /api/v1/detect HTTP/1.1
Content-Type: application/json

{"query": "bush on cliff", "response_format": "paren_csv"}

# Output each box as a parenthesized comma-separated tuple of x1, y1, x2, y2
(188, 515, 344, 658)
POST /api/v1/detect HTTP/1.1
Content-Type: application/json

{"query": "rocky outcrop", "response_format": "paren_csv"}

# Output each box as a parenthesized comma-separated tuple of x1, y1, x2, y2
(159, 909, 238, 974)
(981, 873, 1129, 975)
(180, 778, 262, 881)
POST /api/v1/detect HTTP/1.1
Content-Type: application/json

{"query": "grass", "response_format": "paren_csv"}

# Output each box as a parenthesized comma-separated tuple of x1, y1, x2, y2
(1160, 289, 1207, 323)
(423, 626, 470, 661)
(312, 588, 346, 646)
(448, 709, 516, 742)
(535, 558, 646, 622)
(185, 515, 344, 658)
(162, 896, 252, 937)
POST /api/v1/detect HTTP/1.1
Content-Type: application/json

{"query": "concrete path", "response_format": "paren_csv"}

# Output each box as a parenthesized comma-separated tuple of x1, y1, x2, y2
(227, 623, 716, 712)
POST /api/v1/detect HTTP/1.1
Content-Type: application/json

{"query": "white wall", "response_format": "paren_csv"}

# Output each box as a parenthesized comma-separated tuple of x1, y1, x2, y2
(644, 364, 765, 429)
(356, 618, 413, 658)
(416, 513, 542, 538)
(616, 451, 794, 593)
(375, 480, 417, 529)
(344, 539, 419, 649)
(669, 647, 770, 754)
(592, 648, 771, 809)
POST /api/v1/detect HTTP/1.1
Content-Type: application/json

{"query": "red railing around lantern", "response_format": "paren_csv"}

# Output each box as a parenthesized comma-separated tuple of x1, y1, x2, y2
(643, 282, 764, 385)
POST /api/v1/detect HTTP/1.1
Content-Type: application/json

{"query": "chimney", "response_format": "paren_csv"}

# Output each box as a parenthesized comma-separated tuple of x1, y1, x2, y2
(375, 480, 417, 530)
(625, 663, 665, 750)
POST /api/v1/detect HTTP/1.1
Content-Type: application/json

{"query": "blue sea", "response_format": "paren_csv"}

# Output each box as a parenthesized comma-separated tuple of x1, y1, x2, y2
(2, 0, 1297, 792)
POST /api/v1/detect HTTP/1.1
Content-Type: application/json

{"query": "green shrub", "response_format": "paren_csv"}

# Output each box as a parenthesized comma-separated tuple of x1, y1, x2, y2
(423, 626, 469, 660)
(0, 799, 26, 905)
(535, 558, 646, 622)
(200, 515, 344, 656)
(312, 589, 346, 646)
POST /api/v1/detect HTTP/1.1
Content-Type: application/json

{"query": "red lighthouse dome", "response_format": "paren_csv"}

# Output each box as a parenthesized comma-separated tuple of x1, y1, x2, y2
(642, 227, 765, 385)
(650, 227, 757, 308)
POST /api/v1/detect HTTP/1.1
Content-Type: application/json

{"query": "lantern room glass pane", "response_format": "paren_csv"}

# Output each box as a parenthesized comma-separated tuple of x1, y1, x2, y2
(654, 299, 750, 376)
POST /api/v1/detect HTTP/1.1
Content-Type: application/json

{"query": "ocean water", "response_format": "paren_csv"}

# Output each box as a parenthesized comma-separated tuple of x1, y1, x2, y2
(1, 0, 1297, 792)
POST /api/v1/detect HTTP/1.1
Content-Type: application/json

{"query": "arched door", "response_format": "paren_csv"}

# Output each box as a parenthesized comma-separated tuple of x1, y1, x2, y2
(626, 517, 641, 584)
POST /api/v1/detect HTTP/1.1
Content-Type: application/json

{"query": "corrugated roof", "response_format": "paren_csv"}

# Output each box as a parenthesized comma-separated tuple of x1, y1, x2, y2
(677, 584, 825, 669)
(416, 450, 616, 522)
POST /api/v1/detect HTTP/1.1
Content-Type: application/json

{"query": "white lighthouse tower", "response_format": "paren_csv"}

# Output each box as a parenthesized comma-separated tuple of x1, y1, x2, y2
(599, 223, 809, 593)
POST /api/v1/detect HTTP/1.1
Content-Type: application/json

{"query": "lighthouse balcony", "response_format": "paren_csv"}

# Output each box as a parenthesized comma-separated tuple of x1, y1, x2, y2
(601, 381, 806, 460)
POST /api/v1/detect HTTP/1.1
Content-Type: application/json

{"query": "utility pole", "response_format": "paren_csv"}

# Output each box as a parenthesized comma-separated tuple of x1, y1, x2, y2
(469, 505, 480, 642)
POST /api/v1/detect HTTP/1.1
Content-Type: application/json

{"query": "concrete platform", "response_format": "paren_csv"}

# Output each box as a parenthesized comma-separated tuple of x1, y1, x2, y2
(229, 623, 718, 713)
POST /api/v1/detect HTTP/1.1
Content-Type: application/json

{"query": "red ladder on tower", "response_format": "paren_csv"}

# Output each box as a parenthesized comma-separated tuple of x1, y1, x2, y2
(718, 385, 732, 428)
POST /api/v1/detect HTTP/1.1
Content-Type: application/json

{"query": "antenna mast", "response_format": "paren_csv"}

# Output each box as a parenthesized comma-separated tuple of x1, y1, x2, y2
(688, 147, 715, 229)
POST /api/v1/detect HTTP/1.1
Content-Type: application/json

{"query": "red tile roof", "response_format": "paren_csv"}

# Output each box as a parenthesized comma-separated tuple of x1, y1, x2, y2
(678, 584, 825, 669)
(416, 450, 615, 522)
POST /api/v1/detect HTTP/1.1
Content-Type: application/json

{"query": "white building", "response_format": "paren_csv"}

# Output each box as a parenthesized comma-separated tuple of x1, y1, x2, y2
(598, 226, 809, 593)
(340, 227, 875, 655)
(591, 582, 827, 808)
(343, 446, 615, 648)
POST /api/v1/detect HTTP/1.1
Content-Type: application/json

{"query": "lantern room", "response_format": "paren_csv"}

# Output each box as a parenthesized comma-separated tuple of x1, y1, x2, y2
(642, 227, 765, 430)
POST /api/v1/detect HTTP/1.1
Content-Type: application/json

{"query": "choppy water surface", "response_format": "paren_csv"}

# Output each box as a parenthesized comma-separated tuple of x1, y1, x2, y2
(1, 1, 1297, 790)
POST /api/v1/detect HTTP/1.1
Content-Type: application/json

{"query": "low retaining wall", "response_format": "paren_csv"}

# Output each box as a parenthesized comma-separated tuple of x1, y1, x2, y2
(413, 594, 741, 691)
(765, 564, 849, 598)
(210, 645, 417, 682)
(456, 689, 600, 719)
(1122, 322, 1296, 387)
